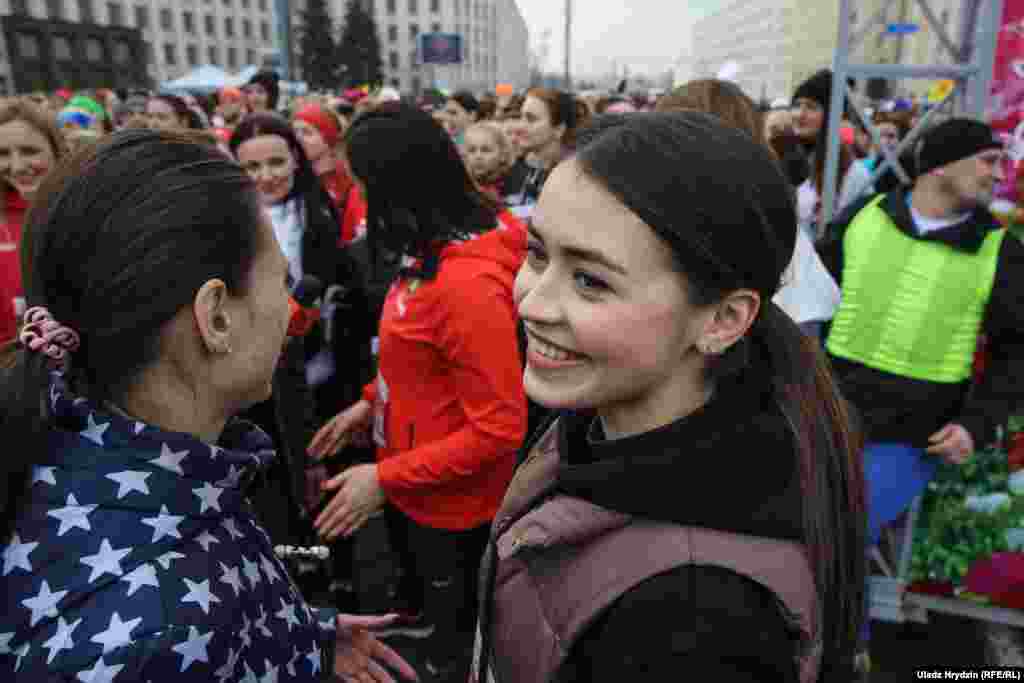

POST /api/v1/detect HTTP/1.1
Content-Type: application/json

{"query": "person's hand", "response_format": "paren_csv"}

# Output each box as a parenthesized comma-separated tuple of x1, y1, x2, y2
(926, 423, 975, 465)
(305, 464, 328, 513)
(334, 614, 419, 682)
(309, 400, 373, 460)
(316, 464, 386, 541)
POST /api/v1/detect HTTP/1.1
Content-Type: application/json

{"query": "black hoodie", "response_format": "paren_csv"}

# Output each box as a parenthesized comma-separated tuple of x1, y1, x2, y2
(533, 373, 806, 682)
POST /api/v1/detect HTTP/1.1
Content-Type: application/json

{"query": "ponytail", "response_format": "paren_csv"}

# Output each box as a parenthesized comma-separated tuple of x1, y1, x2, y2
(750, 303, 866, 681)
(0, 340, 56, 541)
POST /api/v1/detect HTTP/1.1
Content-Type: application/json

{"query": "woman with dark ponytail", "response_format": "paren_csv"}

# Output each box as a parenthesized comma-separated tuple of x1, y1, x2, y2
(0, 129, 415, 682)
(473, 111, 866, 683)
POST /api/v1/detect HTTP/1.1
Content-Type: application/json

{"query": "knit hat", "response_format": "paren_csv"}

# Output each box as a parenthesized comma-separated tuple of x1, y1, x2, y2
(792, 69, 854, 129)
(67, 95, 107, 121)
(917, 118, 1003, 175)
(294, 103, 341, 147)
(245, 71, 280, 110)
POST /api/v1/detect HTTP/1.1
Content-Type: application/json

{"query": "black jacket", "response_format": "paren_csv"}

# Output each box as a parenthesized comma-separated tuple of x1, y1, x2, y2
(505, 374, 807, 682)
(818, 187, 1024, 449)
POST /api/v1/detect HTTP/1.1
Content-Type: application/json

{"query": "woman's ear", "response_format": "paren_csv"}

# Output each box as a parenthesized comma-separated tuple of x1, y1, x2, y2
(697, 290, 761, 355)
(193, 279, 234, 355)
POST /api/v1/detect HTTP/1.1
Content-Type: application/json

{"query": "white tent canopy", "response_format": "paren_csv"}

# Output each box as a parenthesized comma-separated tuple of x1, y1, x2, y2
(161, 65, 307, 96)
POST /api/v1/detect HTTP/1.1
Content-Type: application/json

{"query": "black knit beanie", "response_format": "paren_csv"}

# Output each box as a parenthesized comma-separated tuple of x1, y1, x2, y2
(792, 69, 855, 130)
(916, 118, 1002, 175)
(246, 70, 280, 110)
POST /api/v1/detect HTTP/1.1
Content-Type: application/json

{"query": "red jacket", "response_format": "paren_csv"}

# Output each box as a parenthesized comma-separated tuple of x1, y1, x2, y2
(363, 212, 528, 530)
(0, 190, 28, 344)
(321, 163, 368, 246)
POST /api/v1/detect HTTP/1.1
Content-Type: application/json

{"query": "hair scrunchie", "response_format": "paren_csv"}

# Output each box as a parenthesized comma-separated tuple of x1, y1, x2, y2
(19, 306, 81, 370)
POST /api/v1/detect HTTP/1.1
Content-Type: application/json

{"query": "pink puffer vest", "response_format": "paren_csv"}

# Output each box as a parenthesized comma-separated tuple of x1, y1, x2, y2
(473, 420, 821, 683)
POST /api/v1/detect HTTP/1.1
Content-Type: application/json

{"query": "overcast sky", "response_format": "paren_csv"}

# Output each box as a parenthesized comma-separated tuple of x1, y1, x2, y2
(514, 0, 722, 77)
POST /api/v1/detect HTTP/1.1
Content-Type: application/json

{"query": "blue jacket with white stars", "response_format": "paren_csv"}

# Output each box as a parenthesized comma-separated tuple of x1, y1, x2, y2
(0, 374, 339, 682)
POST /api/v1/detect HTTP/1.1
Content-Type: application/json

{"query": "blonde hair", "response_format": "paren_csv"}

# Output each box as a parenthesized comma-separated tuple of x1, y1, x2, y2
(465, 121, 514, 174)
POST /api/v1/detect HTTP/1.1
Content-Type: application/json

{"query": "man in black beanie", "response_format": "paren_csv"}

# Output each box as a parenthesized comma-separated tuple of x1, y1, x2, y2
(817, 119, 1021, 673)
(245, 70, 281, 113)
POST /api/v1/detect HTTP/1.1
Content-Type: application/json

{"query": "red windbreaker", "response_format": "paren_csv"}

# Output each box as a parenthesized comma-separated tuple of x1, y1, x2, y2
(362, 212, 528, 530)
(0, 190, 28, 344)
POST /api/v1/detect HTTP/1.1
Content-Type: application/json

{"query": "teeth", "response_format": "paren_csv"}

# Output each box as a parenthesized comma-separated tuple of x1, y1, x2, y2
(533, 337, 576, 361)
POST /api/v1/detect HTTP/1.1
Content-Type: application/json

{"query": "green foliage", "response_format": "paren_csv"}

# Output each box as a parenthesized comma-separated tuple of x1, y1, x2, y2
(297, 0, 342, 91)
(337, 0, 384, 88)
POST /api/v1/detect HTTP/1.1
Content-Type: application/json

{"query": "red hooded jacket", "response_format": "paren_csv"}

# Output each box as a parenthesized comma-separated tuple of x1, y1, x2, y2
(362, 212, 528, 530)
(0, 190, 29, 344)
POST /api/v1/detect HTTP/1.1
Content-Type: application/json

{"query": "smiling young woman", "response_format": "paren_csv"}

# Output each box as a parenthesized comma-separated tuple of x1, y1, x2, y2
(0, 100, 66, 346)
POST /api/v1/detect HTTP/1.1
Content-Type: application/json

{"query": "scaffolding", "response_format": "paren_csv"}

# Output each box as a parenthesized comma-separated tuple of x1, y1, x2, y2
(820, 0, 1005, 227)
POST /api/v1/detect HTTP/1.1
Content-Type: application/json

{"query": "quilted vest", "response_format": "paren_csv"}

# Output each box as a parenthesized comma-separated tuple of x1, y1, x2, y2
(473, 420, 821, 683)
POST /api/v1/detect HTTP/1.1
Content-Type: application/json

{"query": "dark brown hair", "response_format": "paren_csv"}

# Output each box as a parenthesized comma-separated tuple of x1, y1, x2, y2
(655, 79, 766, 147)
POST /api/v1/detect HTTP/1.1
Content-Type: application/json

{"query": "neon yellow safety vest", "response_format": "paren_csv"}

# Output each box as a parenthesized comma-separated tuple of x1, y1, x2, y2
(826, 195, 1006, 384)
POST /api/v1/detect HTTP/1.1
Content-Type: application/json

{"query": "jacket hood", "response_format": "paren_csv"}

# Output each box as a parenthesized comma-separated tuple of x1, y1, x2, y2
(553, 374, 805, 540)
(439, 212, 527, 275)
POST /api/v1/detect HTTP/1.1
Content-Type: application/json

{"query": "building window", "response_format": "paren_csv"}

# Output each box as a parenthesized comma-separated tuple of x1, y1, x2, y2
(134, 4, 149, 28)
(431, 22, 440, 33)
(241, 0, 249, 6)
(260, 21, 269, 40)
(388, 25, 397, 42)
(389, 51, 399, 68)
(259, 0, 266, 10)
(160, 7, 173, 29)
(409, 23, 419, 40)
(78, 0, 94, 22)
(47, 0, 66, 19)
(208, 45, 218, 64)
(107, 2, 123, 25)
(186, 44, 198, 66)
(430, 0, 439, 11)
(225, 17, 234, 37)
(183, 11, 195, 33)
(222, 0, 231, 5)
(164, 43, 177, 65)
(408, 0, 417, 13)
(246, 48, 256, 64)
(113, 40, 132, 63)
(53, 35, 73, 59)
(412, 76, 421, 92)
(227, 46, 237, 68)
(206, 15, 216, 36)
(386, 0, 395, 15)
(11, 0, 28, 16)
(243, 19, 251, 38)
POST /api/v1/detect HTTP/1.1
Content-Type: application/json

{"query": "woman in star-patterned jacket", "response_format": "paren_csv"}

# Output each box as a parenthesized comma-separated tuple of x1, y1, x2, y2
(0, 129, 416, 682)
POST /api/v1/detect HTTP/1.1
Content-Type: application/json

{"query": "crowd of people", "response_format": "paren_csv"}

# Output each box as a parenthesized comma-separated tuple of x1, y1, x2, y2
(0, 62, 1019, 683)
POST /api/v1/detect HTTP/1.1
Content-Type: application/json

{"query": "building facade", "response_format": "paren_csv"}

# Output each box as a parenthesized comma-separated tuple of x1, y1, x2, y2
(0, 0, 280, 93)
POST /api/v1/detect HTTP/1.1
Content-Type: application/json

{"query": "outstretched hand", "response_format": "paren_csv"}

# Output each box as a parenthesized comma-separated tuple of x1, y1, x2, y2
(334, 614, 419, 683)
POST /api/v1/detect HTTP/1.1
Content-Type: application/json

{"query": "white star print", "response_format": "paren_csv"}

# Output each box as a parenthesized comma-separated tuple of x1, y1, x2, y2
(80, 413, 110, 446)
(75, 656, 125, 683)
(195, 530, 220, 552)
(241, 555, 262, 589)
(3, 533, 39, 576)
(192, 482, 224, 514)
(260, 659, 279, 683)
(319, 616, 336, 631)
(42, 615, 82, 664)
(0, 632, 13, 654)
(22, 579, 68, 626)
(240, 660, 260, 683)
(210, 444, 223, 459)
(13, 642, 29, 672)
(50, 382, 60, 410)
(306, 641, 322, 674)
(171, 625, 214, 672)
(106, 470, 151, 499)
(32, 466, 57, 486)
(121, 563, 160, 596)
(80, 538, 132, 583)
(221, 517, 244, 540)
(149, 443, 188, 476)
(181, 578, 221, 615)
(254, 605, 272, 637)
(218, 562, 244, 597)
(155, 550, 186, 570)
(259, 554, 282, 584)
(90, 612, 142, 655)
(47, 493, 98, 537)
(216, 465, 243, 489)
(274, 598, 300, 632)
(286, 646, 301, 677)
(133, 421, 146, 435)
(141, 505, 184, 543)
(239, 613, 252, 649)
(213, 646, 239, 683)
